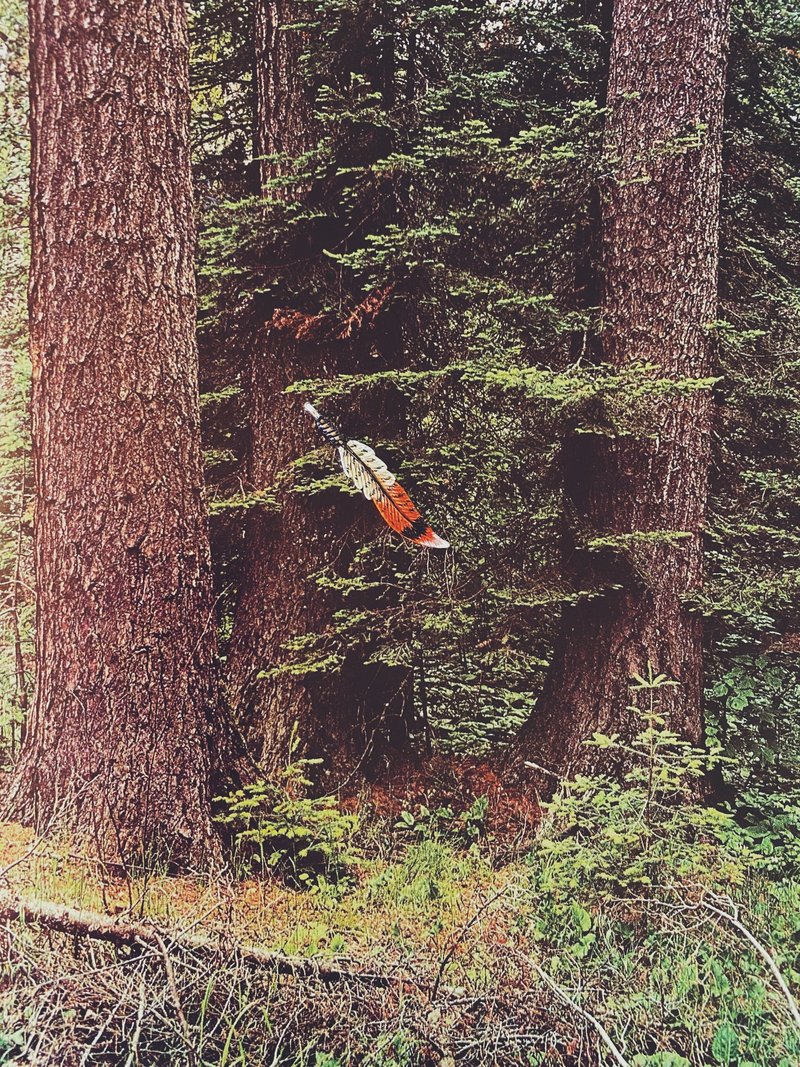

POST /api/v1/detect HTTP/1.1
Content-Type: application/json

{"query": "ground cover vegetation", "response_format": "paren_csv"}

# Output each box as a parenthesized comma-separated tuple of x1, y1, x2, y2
(1, 0, 800, 1062)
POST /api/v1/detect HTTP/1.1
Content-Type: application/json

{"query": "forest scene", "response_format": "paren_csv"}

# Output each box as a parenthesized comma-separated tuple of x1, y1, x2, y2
(2, 0, 800, 1062)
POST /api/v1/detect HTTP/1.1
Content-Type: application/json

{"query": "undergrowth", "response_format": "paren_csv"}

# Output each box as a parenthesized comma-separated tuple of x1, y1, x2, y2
(216, 729, 359, 889)
(2, 694, 799, 1065)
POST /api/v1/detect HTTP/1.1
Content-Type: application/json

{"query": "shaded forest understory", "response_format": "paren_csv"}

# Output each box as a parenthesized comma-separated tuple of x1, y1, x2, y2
(2, 759, 800, 1067)
(2, 0, 800, 1062)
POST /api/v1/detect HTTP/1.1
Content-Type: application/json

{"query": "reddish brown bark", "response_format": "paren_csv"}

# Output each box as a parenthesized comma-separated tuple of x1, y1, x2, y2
(10, 0, 222, 866)
(517, 0, 731, 779)
(254, 0, 316, 196)
(226, 302, 411, 776)
(228, 0, 409, 776)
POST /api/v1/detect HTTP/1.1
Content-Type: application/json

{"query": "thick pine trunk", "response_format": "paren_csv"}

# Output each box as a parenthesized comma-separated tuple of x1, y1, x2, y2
(517, 0, 731, 779)
(10, 0, 221, 867)
(228, 0, 410, 776)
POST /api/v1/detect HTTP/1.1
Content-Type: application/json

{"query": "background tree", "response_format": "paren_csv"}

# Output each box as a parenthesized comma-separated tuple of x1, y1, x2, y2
(205, 0, 415, 775)
(188, 0, 800, 829)
(194, 0, 606, 773)
(224, 0, 345, 771)
(703, 0, 800, 842)
(9, 0, 222, 865)
(516, 0, 732, 778)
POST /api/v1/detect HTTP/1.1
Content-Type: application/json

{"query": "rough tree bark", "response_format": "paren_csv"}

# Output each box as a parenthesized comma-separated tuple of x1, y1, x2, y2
(10, 0, 222, 866)
(227, 302, 411, 774)
(517, 0, 731, 779)
(254, 0, 315, 194)
(227, 1, 410, 776)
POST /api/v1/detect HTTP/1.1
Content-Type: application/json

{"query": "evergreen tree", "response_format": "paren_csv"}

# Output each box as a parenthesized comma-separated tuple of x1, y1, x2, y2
(11, 0, 223, 865)
(193, 0, 606, 766)
(189, 0, 800, 815)
(516, 0, 732, 777)
(201, 0, 420, 774)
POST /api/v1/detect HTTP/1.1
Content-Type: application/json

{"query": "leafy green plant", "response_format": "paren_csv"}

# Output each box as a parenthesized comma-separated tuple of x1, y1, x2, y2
(216, 730, 359, 888)
(520, 673, 800, 1064)
(532, 669, 743, 901)
(394, 794, 489, 846)
(707, 655, 800, 876)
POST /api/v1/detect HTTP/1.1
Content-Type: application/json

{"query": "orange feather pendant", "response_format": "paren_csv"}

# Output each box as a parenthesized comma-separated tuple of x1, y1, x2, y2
(303, 402, 449, 550)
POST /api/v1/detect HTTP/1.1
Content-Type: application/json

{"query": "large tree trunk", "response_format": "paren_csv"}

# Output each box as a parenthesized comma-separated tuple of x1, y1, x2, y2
(516, 0, 731, 780)
(10, 0, 221, 867)
(227, 1, 410, 776)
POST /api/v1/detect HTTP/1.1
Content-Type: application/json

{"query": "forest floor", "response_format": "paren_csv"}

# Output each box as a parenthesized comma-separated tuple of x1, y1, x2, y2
(0, 809, 570, 1067)
(0, 814, 522, 963)
(0, 765, 560, 1066)
(2, 768, 799, 1066)
(0, 759, 539, 971)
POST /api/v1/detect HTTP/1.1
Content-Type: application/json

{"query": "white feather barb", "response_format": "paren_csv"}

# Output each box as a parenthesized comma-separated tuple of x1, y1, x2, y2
(302, 400, 450, 549)
(338, 440, 396, 500)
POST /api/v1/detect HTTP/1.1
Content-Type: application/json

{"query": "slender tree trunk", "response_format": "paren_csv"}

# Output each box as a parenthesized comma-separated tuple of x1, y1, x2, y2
(225, 325, 335, 771)
(10, 0, 222, 867)
(227, 312, 410, 773)
(228, 0, 328, 773)
(516, 0, 731, 779)
(227, 1, 411, 776)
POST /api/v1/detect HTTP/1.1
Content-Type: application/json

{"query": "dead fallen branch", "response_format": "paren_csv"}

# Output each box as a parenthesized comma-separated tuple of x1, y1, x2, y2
(528, 960, 630, 1067)
(0, 892, 414, 990)
(702, 896, 800, 1033)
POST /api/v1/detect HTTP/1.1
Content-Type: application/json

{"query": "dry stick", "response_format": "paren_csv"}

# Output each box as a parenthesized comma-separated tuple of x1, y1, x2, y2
(523, 760, 563, 781)
(0, 892, 416, 990)
(123, 982, 148, 1067)
(78, 998, 122, 1067)
(528, 961, 630, 1067)
(431, 886, 508, 998)
(155, 929, 196, 1066)
(703, 899, 800, 1032)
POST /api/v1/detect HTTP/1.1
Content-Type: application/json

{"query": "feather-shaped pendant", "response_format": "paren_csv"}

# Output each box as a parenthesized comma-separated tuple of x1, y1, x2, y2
(303, 402, 450, 550)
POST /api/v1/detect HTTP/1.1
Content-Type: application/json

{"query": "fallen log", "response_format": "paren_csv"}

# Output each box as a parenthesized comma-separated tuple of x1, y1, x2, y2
(0, 892, 412, 990)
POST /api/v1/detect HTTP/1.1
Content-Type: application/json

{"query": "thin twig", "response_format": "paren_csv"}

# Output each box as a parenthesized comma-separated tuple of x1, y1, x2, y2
(154, 930, 196, 1065)
(523, 760, 563, 781)
(123, 981, 147, 1067)
(703, 897, 800, 1033)
(529, 960, 630, 1067)
(431, 886, 509, 998)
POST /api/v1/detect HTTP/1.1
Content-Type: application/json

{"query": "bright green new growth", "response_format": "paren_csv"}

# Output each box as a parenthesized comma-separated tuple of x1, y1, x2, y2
(216, 727, 359, 888)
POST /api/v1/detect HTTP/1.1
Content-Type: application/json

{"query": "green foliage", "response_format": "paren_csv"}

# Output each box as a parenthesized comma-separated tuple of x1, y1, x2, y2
(216, 731, 359, 888)
(522, 685, 800, 1064)
(190, 0, 800, 776)
(394, 794, 489, 845)
(532, 673, 740, 900)
(708, 655, 800, 876)
(0, 0, 31, 768)
(191, 0, 611, 753)
(367, 837, 489, 909)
